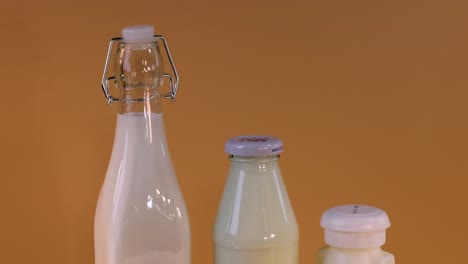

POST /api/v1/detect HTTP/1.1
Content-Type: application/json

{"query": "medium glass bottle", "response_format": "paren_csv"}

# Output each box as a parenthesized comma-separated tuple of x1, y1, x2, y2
(317, 205, 394, 264)
(94, 25, 190, 264)
(214, 135, 299, 264)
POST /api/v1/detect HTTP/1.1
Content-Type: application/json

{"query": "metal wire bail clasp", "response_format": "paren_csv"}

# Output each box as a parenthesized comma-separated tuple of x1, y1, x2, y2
(101, 35, 180, 105)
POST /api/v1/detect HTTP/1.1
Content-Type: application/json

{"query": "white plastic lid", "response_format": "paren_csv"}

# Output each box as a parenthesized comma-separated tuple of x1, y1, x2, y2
(121, 25, 155, 43)
(225, 135, 283, 156)
(320, 205, 391, 248)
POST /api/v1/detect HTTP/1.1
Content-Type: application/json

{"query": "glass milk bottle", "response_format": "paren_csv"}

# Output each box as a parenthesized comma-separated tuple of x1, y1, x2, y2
(317, 205, 395, 264)
(94, 25, 190, 264)
(214, 135, 299, 264)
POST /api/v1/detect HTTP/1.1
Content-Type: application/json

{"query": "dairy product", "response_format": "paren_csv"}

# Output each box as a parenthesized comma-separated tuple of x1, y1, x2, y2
(214, 136, 299, 264)
(95, 113, 190, 264)
(317, 205, 394, 264)
(317, 247, 394, 264)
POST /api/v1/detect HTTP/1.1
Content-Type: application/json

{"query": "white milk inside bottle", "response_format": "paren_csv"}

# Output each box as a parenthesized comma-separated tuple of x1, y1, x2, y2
(94, 25, 190, 264)
(214, 135, 299, 264)
(317, 205, 395, 264)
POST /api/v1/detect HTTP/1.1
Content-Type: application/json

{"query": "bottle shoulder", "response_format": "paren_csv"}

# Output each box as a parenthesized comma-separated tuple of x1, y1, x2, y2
(317, 247, 394, 264)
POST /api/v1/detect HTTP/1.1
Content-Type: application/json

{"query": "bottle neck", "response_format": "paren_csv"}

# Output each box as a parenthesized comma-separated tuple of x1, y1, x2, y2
(114, 41, 165, 115)
(113, 102, 167, 150)
(229, 155, 280, 173)
(119, 88, 162, 115)
(324, 229, 386, 249)
(326, 246, 383, 252)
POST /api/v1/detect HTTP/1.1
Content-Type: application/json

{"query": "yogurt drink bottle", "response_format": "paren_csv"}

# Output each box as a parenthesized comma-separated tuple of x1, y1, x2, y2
(214, 135, 299, 264)
(317, 205, 395, 264)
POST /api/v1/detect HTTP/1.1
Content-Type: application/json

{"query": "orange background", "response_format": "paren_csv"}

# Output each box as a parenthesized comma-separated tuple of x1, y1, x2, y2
(1, 0, 467, 263)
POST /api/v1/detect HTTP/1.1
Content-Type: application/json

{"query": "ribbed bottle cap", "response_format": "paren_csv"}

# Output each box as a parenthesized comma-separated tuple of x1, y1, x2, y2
(225, 135, 283, 156)
(320, 205, 391, 248)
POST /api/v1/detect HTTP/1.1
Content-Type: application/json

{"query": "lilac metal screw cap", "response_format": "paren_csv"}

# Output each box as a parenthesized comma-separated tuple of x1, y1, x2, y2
(225, 135, 283, 156)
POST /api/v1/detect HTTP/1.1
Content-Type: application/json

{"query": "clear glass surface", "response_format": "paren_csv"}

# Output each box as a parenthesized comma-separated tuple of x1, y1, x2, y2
(95, 41, 190, 264)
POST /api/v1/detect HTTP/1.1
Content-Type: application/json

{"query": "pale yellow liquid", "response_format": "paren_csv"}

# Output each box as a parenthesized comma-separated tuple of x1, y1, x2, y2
(213, 156, 299, 264)
(215, 243, 298, 264)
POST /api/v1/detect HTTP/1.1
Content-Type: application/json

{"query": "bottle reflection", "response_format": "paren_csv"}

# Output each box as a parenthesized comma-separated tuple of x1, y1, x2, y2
(145, 189, 180, 221)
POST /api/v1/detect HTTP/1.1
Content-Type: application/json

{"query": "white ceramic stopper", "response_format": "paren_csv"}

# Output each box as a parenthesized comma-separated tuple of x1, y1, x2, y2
(122, 25, 155, 43)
